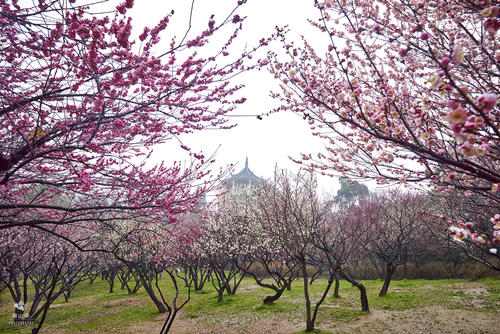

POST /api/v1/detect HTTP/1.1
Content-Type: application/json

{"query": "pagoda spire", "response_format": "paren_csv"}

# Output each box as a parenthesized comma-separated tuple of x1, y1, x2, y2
(245, 156, 249, 170)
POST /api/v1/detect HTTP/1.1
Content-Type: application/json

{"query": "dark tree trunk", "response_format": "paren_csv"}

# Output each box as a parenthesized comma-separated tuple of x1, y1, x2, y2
(159, 310, 178, 334)
(333, 274, 340, 298)
(310, 274, 335, 330)
(223, 266, 246, 296)
(359, 284, 369, 312)
(63, 290, 71, 302)
(379, 263, 396, 297)
(301, 264, 314, 332)
(195, 269, 210, 291)
(342, 272, 369, 312)
(187, 266, 208, 291)
(31, 269, 59, 334)
(146, 286, 167, 313)
(216, 289, 224, 303)
(242, 264, 290, 305)
(305, 320, 314, 332)
(28, 293, 42, 318)
(125, 275, 141, 295)
(141, 280, 167, 313)
(211, 269, 227, 303)
(108, 276, 115, 293)
(263, 287, 285, 305)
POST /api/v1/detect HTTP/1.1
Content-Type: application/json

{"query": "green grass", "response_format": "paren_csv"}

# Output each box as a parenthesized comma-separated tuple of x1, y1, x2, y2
(480, 277, 500, 311)
(0, 280, 158, 334)
(1, 277, 499, 333)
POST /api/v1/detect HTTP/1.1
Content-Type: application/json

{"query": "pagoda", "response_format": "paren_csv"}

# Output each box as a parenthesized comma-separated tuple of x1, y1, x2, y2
(225, 157, 263, 189)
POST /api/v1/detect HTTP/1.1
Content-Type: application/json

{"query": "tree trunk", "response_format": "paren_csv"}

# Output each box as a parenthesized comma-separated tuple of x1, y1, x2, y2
(31, 269, 60, 334)
(63, 290, 71, 302)
(359, 284, 369, 312)
(160, 310, 178, 334)
(142, 283, 167, 313)
(342, 272, 369, 312)
(263, 287, 285, 305)
(108, 276, 115, 293)
(310, 274, 335, 329)
(302, 263, 314, 332)
(125, 278, 141, 295)
(28, 293, 42, 318)
(333, 275, 340, 298)
(379, 263, 396, 297)
(195, 270, 209, 291)
(217, 289, 224, 303)
(226, 272, 245, 296)
(305, 320, 314, 332)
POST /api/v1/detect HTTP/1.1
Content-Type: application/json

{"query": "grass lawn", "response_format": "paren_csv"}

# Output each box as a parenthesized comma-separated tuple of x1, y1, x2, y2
(1, 277, 499, 333)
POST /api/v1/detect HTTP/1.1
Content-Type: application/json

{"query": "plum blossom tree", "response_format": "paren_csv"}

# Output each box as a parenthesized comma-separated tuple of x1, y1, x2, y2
(0, 0, 270, 242)
(313, 201, 373, 311)
(195, 190, 257, 303)
(98, 255, 131, 294)
(117, 265, 142, 294)
(207, 186, 299, 305)
(0, 227, 95, 333)
(254, 169, 333, 332)
(269, 0, 499, 263)
(241, 242, 298, 305)
(112, 221, 193, 333)
(169, 216, 211, 292)
(361, 191, 429, 296)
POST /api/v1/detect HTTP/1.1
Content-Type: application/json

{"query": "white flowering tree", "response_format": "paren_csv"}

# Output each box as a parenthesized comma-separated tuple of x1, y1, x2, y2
(196, 188, 258, 302)
(254, 169, 333, 332)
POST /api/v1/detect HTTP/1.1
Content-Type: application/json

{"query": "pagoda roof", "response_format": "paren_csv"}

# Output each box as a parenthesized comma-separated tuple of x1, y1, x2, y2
(225, 157, 263, 188)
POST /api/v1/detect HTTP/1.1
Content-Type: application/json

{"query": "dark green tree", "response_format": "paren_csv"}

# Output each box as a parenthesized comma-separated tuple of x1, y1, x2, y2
(335, 177, 369, 205)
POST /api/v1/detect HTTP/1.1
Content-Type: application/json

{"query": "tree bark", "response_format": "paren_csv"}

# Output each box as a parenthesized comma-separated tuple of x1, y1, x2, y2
(333, 274, 340, 298)
(108, 276, 115, 293)
(302, 264, 314, 332)
(379, 263, 396, 297)
(263, 287, 285, 305)
(359, 284, 369, 312)
(142, 282, 167, 313)
(160, 310, 178, 334)
(342, 272, 369, 312)
(216, 289, 224, 303)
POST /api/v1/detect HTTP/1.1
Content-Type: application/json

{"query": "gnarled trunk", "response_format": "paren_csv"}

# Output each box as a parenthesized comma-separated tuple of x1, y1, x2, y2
(379, 263, 396, 297)
(138, 272, 167, 313)
(342, 272, 369, 312)
(263, 287, 285, 305)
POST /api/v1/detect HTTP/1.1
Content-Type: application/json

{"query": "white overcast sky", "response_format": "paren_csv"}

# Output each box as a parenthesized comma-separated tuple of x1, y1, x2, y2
(128, 0, 341, 194)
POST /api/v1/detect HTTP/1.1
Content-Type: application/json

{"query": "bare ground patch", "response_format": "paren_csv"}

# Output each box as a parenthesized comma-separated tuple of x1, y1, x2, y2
(449, 282, 491, 309)
(124, 313, 302, 334)
(330, 306, 499, 334)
